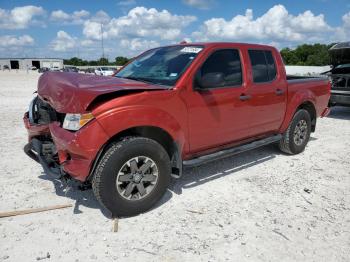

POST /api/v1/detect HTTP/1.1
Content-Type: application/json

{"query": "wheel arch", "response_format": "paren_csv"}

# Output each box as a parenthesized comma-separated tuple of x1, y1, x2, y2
(87, 125, 182, 181)
(297, 101, 317, 132)
(280, 88, 317, 133)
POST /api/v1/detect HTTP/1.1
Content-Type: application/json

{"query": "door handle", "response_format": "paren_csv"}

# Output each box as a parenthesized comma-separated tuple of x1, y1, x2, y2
(275, 89, 285, 95)
(239, 94, 251, 101)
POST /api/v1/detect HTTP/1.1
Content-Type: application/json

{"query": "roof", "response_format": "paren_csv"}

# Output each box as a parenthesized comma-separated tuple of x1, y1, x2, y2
(175, 42, 273, 48)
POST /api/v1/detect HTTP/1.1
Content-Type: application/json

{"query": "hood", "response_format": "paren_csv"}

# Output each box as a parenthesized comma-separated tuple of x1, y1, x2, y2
(37, 72, 167, 113)
(329, 42, 350, 67)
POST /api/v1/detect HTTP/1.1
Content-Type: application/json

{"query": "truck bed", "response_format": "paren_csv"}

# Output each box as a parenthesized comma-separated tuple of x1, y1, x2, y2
(286, 75, 330, 118)
(286, 75, 326, 81)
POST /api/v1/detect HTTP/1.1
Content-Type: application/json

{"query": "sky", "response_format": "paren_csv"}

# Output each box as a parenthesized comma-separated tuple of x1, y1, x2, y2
(0, 0, 349, 60)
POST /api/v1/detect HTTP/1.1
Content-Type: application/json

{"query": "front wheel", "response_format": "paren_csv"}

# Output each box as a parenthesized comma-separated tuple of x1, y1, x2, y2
(279, 109, 312, 155)
(92, 137, 171, 217)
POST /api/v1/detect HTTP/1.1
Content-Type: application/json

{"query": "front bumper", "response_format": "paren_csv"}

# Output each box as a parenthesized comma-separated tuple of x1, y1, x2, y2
(329, 91, 350, 106)
(24, 138, 66, 179)
(23, 113, 110, 181)
(23, 112, 50, 141)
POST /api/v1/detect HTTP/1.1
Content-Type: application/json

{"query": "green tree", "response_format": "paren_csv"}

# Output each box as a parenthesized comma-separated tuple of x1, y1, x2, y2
(280, 48, 299, 65)
(88, 60, 98, 66)
(280, 43, 332, 66)
(63, 57, 88, 66)
(115, 56, 129, 66)
(98, 57, 109, 65)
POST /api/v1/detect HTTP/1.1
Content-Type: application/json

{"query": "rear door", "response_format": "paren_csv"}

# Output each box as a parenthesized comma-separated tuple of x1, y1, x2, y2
(245, 49, 287, 136)
(187, 48, 252, 153)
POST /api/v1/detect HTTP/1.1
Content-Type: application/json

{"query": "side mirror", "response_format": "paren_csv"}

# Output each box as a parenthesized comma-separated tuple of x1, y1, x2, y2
(196, 72, 224, 89)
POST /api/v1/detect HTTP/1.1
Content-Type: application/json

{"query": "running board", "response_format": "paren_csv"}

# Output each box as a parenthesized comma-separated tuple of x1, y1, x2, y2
(183, 134, 282, 167)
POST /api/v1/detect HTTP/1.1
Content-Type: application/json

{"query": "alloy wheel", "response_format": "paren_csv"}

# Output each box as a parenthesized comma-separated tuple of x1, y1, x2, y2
(116, 156, 159, 200)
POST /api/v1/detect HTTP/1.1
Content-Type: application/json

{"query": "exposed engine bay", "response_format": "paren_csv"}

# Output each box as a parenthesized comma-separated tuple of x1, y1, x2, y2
(28, 96, 65, 125)
(25, 96, 64, 179)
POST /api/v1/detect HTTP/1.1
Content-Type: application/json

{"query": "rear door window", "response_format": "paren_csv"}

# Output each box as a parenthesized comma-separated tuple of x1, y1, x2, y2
(248, 50, 277, 83)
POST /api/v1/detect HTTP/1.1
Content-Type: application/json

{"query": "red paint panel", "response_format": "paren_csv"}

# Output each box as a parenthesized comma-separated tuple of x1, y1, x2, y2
(24, 42, 331, 182)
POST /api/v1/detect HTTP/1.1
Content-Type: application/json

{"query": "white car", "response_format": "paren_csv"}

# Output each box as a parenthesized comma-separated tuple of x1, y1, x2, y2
(94, 67, 115, 76)
(50, 66, 61, 72)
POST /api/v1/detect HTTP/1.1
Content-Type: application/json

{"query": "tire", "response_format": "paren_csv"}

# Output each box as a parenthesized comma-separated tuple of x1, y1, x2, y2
(92, 137, 171, 217)
(279, 109, 312, 155)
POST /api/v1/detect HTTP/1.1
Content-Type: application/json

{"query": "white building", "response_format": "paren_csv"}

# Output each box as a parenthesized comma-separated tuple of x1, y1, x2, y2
(0, 58, 63, 70)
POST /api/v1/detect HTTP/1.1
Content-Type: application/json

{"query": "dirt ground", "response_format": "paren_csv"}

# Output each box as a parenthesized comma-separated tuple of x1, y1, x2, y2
(0, 71, 349, 262)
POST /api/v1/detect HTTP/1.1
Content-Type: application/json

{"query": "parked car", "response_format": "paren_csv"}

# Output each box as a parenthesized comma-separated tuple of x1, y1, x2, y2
(328, 42, 350, 107)
(80, 68, 95, 74)
(50, 66, 61, 72)
(30, 66, 37, 70)
(3, 65, 10, 71)
(38, 67, 50, 73)
(94, 67, 115, 76)
(23, 42, 330, 216)
(63, 66, 79, 73)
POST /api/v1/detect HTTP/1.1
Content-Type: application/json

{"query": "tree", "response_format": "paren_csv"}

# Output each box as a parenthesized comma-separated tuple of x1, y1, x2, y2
(280, 48, 299, 65)
(115, 56, 129, 66)
(280, 43, 333, 66)
(63, 57, 88, 66)
(98, 57, 109, 65)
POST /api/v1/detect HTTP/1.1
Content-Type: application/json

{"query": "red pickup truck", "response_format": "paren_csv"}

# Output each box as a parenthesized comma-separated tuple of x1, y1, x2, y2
(24, 42, 330, 216)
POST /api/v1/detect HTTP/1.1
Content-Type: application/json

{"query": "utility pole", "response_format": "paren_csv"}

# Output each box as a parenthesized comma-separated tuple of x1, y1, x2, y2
(77, 43, 80, 59)
(101, 23, 105, 64)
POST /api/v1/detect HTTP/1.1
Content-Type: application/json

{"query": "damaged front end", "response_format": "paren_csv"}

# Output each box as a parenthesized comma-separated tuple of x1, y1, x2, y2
(24, 96, 67, 179)
(24, 71, 163, 182)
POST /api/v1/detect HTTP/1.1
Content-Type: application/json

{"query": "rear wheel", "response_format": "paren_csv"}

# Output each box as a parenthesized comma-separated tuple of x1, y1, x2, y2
(92, 137, 171, 217)
(279, 109, 312, 155)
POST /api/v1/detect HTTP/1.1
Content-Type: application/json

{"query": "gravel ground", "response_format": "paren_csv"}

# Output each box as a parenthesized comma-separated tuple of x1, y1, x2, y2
(0, 71, 349, 262)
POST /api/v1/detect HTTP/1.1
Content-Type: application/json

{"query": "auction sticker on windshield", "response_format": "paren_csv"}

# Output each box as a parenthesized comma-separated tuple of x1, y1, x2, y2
(180, 47, 203, 53)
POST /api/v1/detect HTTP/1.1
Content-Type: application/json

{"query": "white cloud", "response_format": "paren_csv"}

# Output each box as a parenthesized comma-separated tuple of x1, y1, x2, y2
(0, 35, 34, 47)
(90, 10, 111, 23)
(0, 5, 45, 29)
(80, 39, 95, 47)
(193, 5, 331, 43)
(183, 0, 214, 10)
(83, 21, 107, 40)
(342, 12, 350, 27)
(117, 0, 137, 6)
(50, 31, 76, 52)
(332, 12, 350, 41)
(290, 10, 329, 33)
(120, 38, 159, 51)
(83, 6, 196, 41)
(50, 9, 90, 25)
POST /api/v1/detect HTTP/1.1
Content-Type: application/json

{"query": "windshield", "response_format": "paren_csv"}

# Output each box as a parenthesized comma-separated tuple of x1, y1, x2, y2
(116, 45, 204, 86)
(335, 63, 350, 69)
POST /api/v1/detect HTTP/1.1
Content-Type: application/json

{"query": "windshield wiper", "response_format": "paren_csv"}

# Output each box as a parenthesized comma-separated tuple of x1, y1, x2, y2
(117, 76, 145, 82)
(117, 76, 159, 84)
(116, 75, 171, 88)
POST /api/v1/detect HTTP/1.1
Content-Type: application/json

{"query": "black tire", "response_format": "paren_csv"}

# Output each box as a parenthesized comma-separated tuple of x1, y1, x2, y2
(279, 109, 312, 155)
(92, 137, 171, 217)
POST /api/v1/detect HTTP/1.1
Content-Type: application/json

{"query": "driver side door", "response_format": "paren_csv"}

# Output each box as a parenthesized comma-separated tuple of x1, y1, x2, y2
(186, 48, 252, 153)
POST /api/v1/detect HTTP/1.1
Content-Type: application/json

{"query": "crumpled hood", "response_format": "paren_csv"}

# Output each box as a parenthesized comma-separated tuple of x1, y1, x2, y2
(37, 72, 167, 113)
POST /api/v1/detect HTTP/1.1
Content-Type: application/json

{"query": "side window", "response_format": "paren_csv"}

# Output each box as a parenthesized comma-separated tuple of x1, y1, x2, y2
(265, 51, 277, 80)
(248, 50, 277, 83)
(198, 49, 242, 88)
